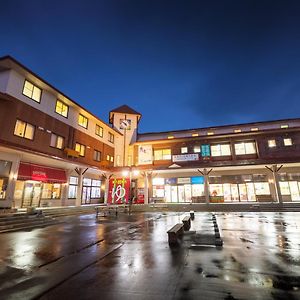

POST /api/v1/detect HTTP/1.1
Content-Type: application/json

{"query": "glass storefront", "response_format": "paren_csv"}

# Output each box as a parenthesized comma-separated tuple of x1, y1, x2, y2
(152, 174, 273, 203)
(81, 178, 101, 204)
(279, 173, 300, 201)
(14, 180, 63, 207)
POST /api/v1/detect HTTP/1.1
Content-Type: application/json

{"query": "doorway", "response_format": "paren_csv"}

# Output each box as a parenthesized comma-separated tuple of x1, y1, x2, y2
(22, 182, 41, 207)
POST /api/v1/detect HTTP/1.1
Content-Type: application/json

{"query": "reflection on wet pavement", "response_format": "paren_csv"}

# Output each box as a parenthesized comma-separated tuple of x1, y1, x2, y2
(0, 211, 300, 299)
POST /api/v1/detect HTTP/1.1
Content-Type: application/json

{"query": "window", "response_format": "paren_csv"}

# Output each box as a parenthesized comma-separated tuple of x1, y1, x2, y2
(22, 80, 41, 102)
(106, 154, 114, 162)
(108, 132, 114, 143)
(93, 150, 101, 161)
(234, 141, 256, 155)
(181, 147, 188, 154)
(234, 129, 242, 133)
(154, 149, 171, 160)
(211, 144, 231, 156)
(192, 133, 199, 137)
(78, 114, 88, 129)
(55, 100, 69, 117)
(268, 139, 276, 148)
(50, 133, 64, 149)
(168, 136, 174, 139)
(281, 124, 289, 129)
(193, 146, 201, 153)
(41, 183, 61, 199)
(251, 128, 259, 131)
(95, 124, 103, 137)
(75, 143, 85, 156)
(14, 120, 35, 140)
(68, 176, 78, 198)
(284, 138, 292, 146)
(207, 132, 214, 136)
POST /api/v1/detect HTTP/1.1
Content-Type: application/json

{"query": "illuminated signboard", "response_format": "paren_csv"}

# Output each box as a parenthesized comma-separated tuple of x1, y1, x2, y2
(201, 144, 210, 157)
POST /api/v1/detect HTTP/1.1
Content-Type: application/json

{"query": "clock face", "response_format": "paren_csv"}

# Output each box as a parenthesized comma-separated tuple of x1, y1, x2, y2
(120, 119, 131, 130)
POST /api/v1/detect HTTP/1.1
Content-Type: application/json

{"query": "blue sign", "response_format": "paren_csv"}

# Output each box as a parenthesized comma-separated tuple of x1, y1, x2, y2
(165, 178, 177, 185)
(191, 176, 204, 184)
(201, 144, 210, 157)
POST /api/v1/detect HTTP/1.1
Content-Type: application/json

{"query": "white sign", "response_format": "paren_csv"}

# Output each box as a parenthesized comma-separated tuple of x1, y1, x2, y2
(177, 177, 191, 184)
(172, 154, 199, 162)
(138, 145, 153, 165)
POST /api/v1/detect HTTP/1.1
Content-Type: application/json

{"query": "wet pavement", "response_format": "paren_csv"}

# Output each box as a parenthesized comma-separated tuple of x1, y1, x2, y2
(0, 211, 300, 299)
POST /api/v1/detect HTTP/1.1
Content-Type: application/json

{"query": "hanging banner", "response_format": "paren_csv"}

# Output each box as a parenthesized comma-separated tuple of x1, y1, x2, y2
(108, 178, 131, 204)
(138, 145, 153, 165)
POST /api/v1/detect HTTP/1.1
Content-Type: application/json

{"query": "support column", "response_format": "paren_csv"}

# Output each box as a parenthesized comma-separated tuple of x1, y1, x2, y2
(265, 165, 283, 203)
(198, 168, 212, 204)
(75, 168, 84, 207)
(61, 169, 72, 207)
(143, 171, 150, 204)
(6, 159, 20, 208)
(104, 174, 110, 204)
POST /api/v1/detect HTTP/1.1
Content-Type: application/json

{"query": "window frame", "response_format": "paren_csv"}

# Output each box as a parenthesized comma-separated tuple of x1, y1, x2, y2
(154, 149, 171, 160)
(108, 132, 114, 143)
(234, 141, 257, 155)
(95, 124, 103, 137)
(22, 80, 42, 103)
(78, 114, 88, 129)
(93, 150, 102, 162)
(50, 133, 65, 149)
(283, 138, 292, 146)
(268, 139, 276, 148)
(211, 143, 231, 157)
(14, 119, 35, 140)
(55, 100, 69, 118)
(75, 143, 86, 157)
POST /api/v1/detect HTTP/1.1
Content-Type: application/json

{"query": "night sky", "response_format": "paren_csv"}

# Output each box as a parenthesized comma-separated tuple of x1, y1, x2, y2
(1, 0, 300, 133)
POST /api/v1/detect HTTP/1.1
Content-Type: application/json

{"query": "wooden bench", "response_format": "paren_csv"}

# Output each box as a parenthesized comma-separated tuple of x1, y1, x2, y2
(182, 216, 191, 231)
(95, 204, 129, 218)
(167, 223, 184, 245)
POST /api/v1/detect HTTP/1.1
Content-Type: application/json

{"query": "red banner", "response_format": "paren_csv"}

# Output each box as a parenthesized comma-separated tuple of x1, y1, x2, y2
(108, 178, 131, 204)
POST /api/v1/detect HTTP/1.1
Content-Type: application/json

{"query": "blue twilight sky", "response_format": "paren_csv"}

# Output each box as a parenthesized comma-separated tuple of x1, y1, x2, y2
(1, 0, 300, 133)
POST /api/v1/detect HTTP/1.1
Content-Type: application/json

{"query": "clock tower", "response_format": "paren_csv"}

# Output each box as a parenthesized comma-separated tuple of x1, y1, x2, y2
(109, 105, 142, 167)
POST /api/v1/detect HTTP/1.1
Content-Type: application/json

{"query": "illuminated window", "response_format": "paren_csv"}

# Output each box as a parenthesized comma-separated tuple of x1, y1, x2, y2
(95, 124, 103, 137)
(14, 120, 35, 140)
(207, 131, 214, 136)
(68, 176, 78, 199)
(283, 138, 292, 146)
(268, 139, 276, 148)
(211, 144, 231, 156)
(193, 145, 201, 153)
(50, 133, 64, 149)
(168, 135, 174, 139)
(154, 149, 171, 160)
(181, 147, 188, 154)
(78, 114, 88, 129)
(110, 156, 114, 162)
(192, 133, 199, 137)
(22, 80, 41, 102)
(251, 128, 259, 131)
(234, 129, 242, 133)
(108, 132, 114, 143)
(93, 150, 101, 161)
(281, 124, 289, 129)
(152, 178, 165, 185)
(75, 143, 86, 156)
(234, 141, 256, 155)
(55, 100, 69, 117)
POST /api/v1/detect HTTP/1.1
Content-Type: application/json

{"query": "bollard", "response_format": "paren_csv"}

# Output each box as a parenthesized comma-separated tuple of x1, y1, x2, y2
(215, 238, 223, 247)
(190, 210, 195, 220)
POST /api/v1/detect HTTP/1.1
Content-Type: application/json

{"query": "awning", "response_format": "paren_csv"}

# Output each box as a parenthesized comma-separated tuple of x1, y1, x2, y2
(18, 162, 67, 183)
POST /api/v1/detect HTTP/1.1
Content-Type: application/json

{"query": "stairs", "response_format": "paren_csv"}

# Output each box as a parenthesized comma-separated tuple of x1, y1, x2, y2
(0, 213, 59, 233)
(36, 205, 98, 218)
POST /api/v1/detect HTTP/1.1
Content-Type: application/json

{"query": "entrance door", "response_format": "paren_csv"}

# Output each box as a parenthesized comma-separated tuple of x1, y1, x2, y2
(22, 182, 41, 207)
(231, 184, 239, 201)
(82, 186, 91, 204)
(171, 186, 178, 203)
(178, 186, 185, 202)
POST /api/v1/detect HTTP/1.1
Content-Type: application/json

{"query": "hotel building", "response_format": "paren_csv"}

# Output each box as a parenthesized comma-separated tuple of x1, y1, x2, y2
(1, 56, 300, 208)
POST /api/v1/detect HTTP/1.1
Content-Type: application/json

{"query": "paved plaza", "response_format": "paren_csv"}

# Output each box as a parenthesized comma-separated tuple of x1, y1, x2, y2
(0, 211, 300, 300)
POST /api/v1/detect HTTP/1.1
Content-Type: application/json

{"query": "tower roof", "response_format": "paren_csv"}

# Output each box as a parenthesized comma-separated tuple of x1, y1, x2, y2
(109, 104, 142, 123)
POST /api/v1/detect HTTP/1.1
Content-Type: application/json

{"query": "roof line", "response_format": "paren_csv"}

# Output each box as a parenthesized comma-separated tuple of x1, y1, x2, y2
(0, 55, 122, 136)
(138, 117, 300, 135)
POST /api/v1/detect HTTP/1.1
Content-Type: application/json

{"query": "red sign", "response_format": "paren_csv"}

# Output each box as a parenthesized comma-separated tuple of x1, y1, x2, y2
(108, 178, 131, 204)
(18, 162, 67, 183)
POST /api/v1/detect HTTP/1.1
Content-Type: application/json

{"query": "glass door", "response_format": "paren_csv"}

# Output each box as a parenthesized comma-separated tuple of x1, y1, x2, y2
(231, 184, 239, 201)
(22, 182, 41, 207)
(31, 183, 41, 207)
(238, 184, 248, 201)
(82, 186, 91, 204)
(223, 184, 232, 202)
(171, 186, 178, 203)
(289, 181, 300, 201)
(178, 186, 185, 202)
(246, 183, 256, 201)
(165, 185, 171, 202)
(184, 184, 192, 202)
(23, 183, 33, 207)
